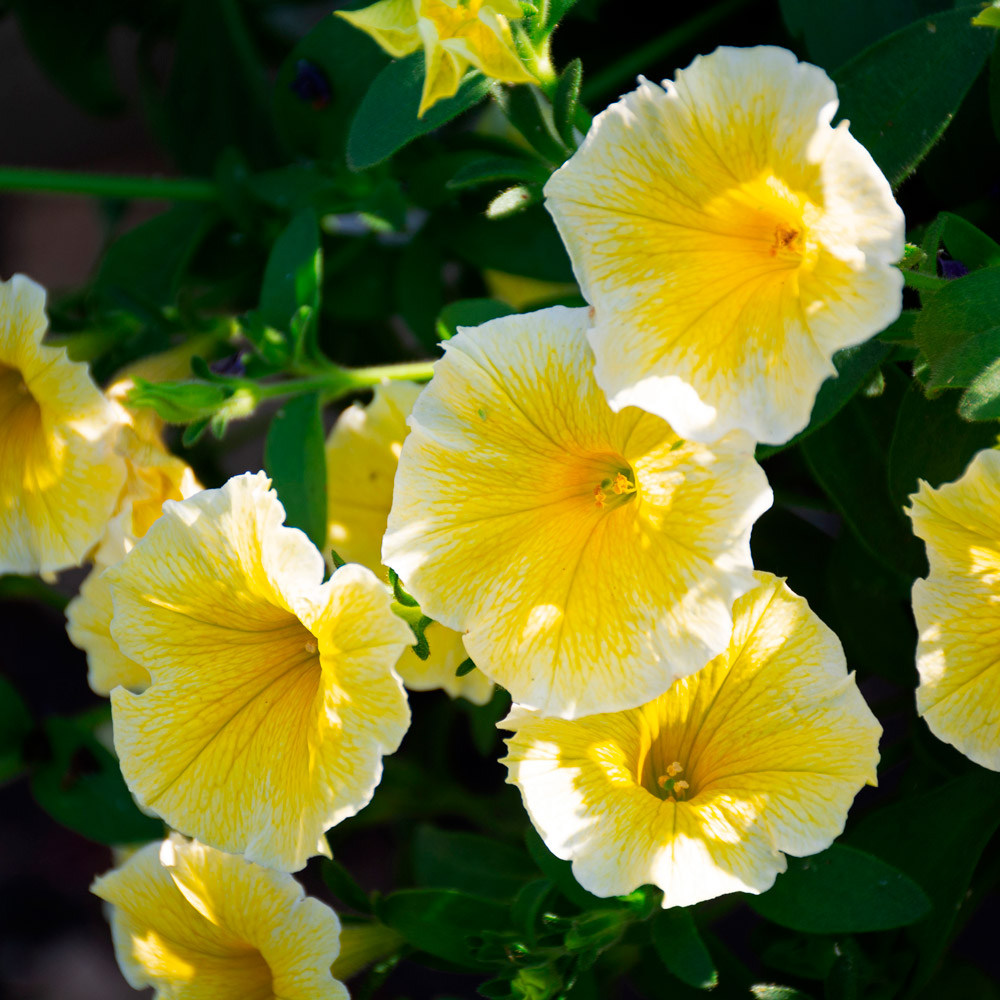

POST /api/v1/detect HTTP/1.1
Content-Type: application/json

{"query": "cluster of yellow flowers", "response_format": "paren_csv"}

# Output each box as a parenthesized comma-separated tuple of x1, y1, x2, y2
(2, 24, 996, 997)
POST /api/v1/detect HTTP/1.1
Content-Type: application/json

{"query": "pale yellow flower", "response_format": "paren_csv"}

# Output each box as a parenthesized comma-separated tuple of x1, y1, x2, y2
(544, 46, 905, 446)
(0, 274, 126, 574)
(502, 573, 881, 907)
(92, 834, 348, 1000)
(108, 472, 413, 871)
(908, 449, 1000, 770)
(383, 306, 772, 719)
(67, 378, 202, 696)
(327, 382, 495, 706)
(338, 0, 535, 117)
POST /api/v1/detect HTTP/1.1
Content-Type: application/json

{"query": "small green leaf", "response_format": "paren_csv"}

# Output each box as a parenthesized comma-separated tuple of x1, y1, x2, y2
(455, 658, 477, 677)
(446, 156, 551, 190)
(888, 381, 999, 508)
(30, 716, 163, 845)
(751, 987, 815, 1000)
(436, 299, 517, 341)
(264, 393, 327, 550)
(833, 9, 994, 186)
(564, 910, 626, 953)
(747, 844, 931, 933)
(347, 53, 491, 170)
(499, 85, 568, 163)
(757, 338, 890, 459)
(128, 378, 232, 425)
(374, 888, 511, 968)
(941, 212, 1000, 270)
(652, 909, 718, 990)
(257, 208, 322, 362)
(974, 3, 1000, 27)
(413, 826, 537, 900)
(319, 857, 372, 913)
(553, 58, 583, 147)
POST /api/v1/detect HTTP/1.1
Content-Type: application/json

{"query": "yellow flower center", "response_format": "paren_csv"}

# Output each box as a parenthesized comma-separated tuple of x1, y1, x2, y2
(592, 465, 638, 511)
(421, 0, 485, 35)
(636, 715, 699, 802)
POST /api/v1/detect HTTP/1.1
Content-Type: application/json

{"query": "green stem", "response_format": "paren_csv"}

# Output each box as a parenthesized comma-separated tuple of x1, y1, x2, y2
(349, 360, 437, 386)
(252, 360, 437, 402)
(580, 0, 755, 102)
(0, 167, 217, 202)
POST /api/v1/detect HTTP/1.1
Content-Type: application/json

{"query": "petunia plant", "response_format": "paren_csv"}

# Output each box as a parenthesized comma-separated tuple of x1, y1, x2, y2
(3, 2, 1000, 999)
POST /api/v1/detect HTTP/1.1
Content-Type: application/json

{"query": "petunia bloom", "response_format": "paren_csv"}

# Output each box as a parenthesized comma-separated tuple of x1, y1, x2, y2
(92, 834, 348, 1000)
(338, 0, 535, 117)
(327, 381, 495, 706)
(0, 273, 126, 575)
(502, 573, 881, 907)
(67, 378, 202, 696)
(383, 306, 772, 719)
(108, 472, 413, 871)
(544, 46, 905, 446)
(908, 449, 1000, 770)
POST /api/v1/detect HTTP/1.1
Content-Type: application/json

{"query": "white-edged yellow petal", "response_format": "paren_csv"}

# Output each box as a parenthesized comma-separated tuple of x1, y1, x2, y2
(544, 46, 904, 445)
(336, 0, 421, 58)
(503, 573, 881, 907)
(108, 473, 413, 871)
(92, 834, 348, 1000)
(908, 448, 1000, 770)
(0, 274, 126, 574)
(384, 306, 772, 719)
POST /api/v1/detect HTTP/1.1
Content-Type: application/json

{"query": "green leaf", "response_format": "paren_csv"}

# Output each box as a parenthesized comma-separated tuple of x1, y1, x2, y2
(437, 298, 518, 341)
(439, 204, 574, 282)
(888, 381, 999, 508)
(413, 826, 537, 900)
(347, 54, 491, 170)
(914, 266, 1000, 402)
(273, 13, 389, 163)
(833, 8, 994, 186)
(499, 85, 568, 163)
(976, 3, 1000, 28)
(319, 857, 372, 913)
(30, 716, 163, 845)
(553, 59, 584, 148)
(523, 826, 605, 909)
(257, 208, 322, 359)
(96, 205, 216, 311)
(757, 338, 890, 459)
(264, 393, 328, 551)
(564, 909, 626, 952)
(0, 675, 32, 784)
(7, 0, 123, 115)
(652, 909, 718, 990)
(446, 156, 552, 190)
(374, 888, 511, 968)
(162, 0, 279, 172)
(127, 378, 232, 424)
(959, 357, 1000, 419)
(846, 769, 1000, 990)
(941, 212, 1000, 270)
(800, 369, 926, 576)
(747, 844, 931, 933)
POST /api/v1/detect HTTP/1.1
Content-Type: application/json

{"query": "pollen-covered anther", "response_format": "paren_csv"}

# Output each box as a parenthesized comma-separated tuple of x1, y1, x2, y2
(771, 221, 802, 257)
(593, 486, 606, 508)
(612, 472, 635, 495)
(304, 639, 318, 655)
(656, 762, 689, 800)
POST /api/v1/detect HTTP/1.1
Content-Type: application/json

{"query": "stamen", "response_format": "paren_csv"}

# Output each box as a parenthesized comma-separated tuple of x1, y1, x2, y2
(593, 486, 606, 508)
(656, 762, 689, 800)
(666, 761, 683, 777)
(771, 222, 800, 256)
(612, 473, 633, 495)
(304, 639, 318, 655)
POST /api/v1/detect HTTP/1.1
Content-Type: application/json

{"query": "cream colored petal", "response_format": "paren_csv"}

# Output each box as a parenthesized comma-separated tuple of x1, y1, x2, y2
(907, 450, 1000, 769)
(418, 23, 467, 116)
(325, 381, 422, 578)
(336, 0, 421, 58)
(395, 621, 495, 705)
(503, 573, 881, 907)
(66, 567, 150, 696)
(108, 474, 412, 871)
(0, 274, 126, 574)
(544, 47, 904, 445)
(92, 835, 348, 1000)
(384, 307, 771, 718)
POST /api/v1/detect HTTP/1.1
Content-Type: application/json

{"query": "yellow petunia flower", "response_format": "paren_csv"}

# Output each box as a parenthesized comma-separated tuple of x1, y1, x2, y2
(92, 834, 348, 1000)
(107, 472, 413, 872)
(908, 449, 1000, 770)
(67, 378, 202, 696)
(326, 381, 495, 705)
(544, 46, 905, 446)
(0, 274, 126, 575)
(502, 573, 882, 907)
(383, 306, 772, 719)
(338, 0, 535, 117)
